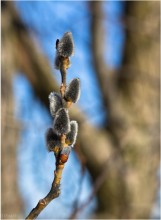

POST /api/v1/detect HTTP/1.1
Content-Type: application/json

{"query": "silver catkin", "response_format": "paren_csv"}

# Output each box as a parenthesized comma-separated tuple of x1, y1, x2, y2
(57, 32, 74, 57)
(53, 108, 70, 135)
(45, 128, 61, 151)
(49, 92, 63, 117)
(66, 121, 78, 147)
(64, 78, 80, 103)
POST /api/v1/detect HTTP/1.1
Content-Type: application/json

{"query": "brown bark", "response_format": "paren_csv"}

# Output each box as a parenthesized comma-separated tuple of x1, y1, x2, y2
(1, 3, 24, 218)
(89, 1, 160, 218)
(1, 1, 160, 219)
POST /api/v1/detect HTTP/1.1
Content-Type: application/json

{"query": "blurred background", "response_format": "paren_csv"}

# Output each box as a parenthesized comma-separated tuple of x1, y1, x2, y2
(1, 1, 160, 219)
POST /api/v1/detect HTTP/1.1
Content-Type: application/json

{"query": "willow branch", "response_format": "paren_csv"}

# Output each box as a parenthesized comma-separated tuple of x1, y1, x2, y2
(26, 166, 62, 219)
(69, 155, 118, 219)
(26, 46, 73, 219)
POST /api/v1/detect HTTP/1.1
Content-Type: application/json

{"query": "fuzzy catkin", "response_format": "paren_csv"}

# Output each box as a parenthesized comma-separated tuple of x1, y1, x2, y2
(57, 32, 74, 57)
(49, 92, 63, 117)
(64, 78, 80, 103)
(66, 121, 78, 147)
(45, 128, 61, 151)
(53, 108, 70, 135)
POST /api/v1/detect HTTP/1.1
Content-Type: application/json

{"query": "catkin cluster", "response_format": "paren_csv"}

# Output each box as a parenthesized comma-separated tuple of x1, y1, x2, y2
(46, 32, 80, 164)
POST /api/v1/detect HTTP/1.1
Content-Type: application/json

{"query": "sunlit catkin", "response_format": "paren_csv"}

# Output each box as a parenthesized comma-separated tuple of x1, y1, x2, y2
(57, 32, 74, 57)
(53, 108, 70, 135)
(45, 128, 61, 151)
(49, 92, 63, 117)
(64, 78, 80, 103)
(66, 121, 78, 146)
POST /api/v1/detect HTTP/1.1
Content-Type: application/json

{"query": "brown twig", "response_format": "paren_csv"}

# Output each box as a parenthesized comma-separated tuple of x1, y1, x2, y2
(26, 165, 62, 219)
(60, 56, 70, 97)
(26, 53, 71, 220)
(26, 134, 67, 219)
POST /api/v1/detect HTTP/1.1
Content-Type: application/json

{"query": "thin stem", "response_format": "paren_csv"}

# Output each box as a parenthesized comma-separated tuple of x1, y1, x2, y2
(26, 133, 68, 219)
(60, 65, 67, 86)
(60, 57, 70, 97)
(26, 134, 67, 219)
(26, 162, 64, 219)
(26, 44, 72, 219)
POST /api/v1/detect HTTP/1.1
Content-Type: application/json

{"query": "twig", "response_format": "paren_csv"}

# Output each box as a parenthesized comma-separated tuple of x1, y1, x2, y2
(26, 33, 76, 219)
(26, 133, 67, 219)
(60, 56, 70, 98)
(26, 165, 62, 219)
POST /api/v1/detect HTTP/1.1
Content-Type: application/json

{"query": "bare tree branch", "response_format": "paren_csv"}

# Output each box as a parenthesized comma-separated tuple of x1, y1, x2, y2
(69, 150, 130, 219)
(90, 2, 119, 127)
(1, 3, 24, 218)
(89, 1, 160, 218)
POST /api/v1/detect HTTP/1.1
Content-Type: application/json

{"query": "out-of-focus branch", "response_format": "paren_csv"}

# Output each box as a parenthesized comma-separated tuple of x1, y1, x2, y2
(69, 160, 109, 219)
(69, 161, 85, 219)
(90, 2, 127, 148)
(69, 151, 128, 219)
(89, 1, 160, 218)
(90, 2, 119, 127)
(1, 3, 24, 218)
(117, 1, 160, 94)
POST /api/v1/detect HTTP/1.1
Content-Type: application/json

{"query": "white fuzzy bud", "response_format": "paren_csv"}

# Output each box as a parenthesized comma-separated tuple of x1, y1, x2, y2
(48, 92, 63, 117)
(53, 108, 70, 135)
(66, 121, 78, 147)
(45, 128, 61, 151)
(65, 78, 80, 103)
(57, 32, 74, 57)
